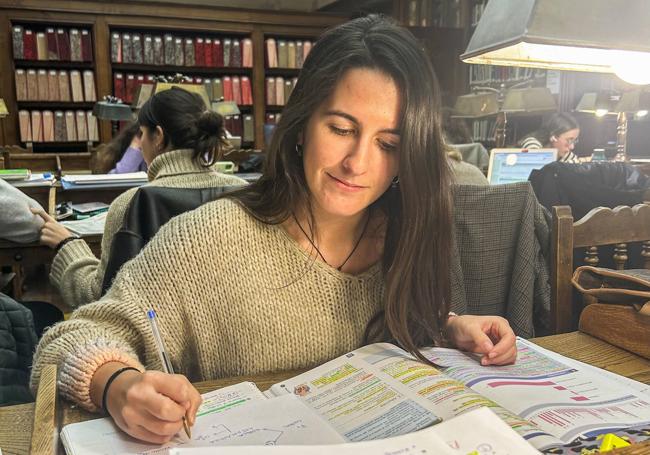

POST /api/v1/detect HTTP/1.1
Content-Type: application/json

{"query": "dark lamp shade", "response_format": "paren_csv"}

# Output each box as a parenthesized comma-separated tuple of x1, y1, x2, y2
(92, 101, 134, 121)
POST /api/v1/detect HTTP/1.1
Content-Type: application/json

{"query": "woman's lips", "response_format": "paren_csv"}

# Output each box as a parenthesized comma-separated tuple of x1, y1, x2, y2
(327, 173, 366, 190)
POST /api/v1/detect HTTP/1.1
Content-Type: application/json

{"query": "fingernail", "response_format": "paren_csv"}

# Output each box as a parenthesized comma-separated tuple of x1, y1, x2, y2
(488, 351, 498, 358)
(483, 341, 493, 351)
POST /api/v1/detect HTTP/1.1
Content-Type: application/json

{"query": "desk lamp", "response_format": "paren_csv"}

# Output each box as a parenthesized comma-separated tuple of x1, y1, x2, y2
(462, 0, 650, 85)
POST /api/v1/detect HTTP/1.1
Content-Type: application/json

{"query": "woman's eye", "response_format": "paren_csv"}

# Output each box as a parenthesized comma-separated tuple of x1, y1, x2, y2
(378, 139, 398, 152)
(329, 125, 354, 136)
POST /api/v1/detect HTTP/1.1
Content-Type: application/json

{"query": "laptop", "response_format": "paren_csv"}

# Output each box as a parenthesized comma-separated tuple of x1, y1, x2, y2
(487, 148, 557, 185)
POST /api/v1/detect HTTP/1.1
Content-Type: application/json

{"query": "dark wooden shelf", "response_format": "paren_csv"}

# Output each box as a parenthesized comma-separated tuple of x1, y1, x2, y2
(17, 101, 95, 109)
(111, 63, 252, 75)
(14, 59, 94, 69)
(22, 141, 98, 152)
(265, 105, 285, 113)
(265, 67, 301, 77)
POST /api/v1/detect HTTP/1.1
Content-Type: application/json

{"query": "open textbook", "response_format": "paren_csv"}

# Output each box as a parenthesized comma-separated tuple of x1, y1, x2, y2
(61, 339, 650, 454)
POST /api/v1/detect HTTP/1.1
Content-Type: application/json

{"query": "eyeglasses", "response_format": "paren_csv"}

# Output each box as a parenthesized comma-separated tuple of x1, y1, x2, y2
(560, 136, 579, 146)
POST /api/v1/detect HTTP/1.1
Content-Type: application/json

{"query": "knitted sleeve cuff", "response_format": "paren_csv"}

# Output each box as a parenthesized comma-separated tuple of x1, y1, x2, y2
(50, 239, 96, 286)
(59, 338, 144, 412)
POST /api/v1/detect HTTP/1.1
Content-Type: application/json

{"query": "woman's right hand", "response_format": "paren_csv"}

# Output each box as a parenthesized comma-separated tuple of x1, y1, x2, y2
(95, 363, 202, 444)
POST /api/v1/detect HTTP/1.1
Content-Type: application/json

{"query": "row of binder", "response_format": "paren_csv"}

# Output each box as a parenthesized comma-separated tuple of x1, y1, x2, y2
(225, 115, 254, 143)
(18, 110, 99, 143)
(266, 77, 298, 106)
(15, 69, 96, 103)
(12, 26, 92, 62)
(265, 38, 313, 69)
(111, 32, 253, 68)
(113, 73, 253, 106)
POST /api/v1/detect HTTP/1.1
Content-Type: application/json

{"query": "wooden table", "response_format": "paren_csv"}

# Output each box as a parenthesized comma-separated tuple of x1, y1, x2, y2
(2, 332, 650, 455)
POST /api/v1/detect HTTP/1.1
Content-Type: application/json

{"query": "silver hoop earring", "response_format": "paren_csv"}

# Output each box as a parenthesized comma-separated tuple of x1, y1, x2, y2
(295, 144, 303, 156)
(391, 176, 399, 188)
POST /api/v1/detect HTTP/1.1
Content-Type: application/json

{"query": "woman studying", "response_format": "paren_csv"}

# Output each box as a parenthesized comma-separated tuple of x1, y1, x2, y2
(32, 88, 246, 309)
(31, 15, 517, 444)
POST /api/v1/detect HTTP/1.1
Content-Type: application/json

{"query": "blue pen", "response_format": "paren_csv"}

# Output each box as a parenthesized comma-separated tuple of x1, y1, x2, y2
(147, 309, 192, 438)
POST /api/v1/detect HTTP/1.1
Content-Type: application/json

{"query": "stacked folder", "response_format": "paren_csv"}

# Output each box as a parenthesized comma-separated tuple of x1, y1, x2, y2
(265, 76, 298, 106)
(111, 32, 253, 68)
(15, 69, 96, 102)
(114, 73, 253, 106)
(265, 38, 313, 68)
(18, 109, 99, 143)
(12, 25, 92, 61)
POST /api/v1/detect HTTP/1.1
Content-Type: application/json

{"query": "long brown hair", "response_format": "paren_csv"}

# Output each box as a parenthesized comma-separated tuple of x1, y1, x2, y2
(92, 122, 140, 174)
(226, 15, 452, 360)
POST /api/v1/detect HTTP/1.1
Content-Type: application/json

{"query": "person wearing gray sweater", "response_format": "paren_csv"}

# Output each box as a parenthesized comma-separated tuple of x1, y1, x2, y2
(32, 16, 517, 445)
(32, 88, 246, 309)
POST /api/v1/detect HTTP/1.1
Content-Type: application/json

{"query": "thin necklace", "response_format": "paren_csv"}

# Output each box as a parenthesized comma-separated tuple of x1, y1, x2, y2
(293, 211, 371, 272)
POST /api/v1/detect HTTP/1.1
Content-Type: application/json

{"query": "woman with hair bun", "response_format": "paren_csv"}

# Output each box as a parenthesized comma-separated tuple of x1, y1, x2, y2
(32, 87, 246, 309)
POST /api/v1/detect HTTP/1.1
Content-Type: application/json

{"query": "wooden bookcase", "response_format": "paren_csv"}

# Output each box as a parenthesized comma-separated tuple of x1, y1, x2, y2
(7, 19, 100, 152)
(0, 0, 347, 150)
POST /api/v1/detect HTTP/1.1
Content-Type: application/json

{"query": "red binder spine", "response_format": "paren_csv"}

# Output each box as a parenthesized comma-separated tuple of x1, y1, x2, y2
(205, 39, 214, 67)
(241, 76, 253, 105)
(81, 29, 93, 62)
(23, 29, 36, 60)
(195, 37, 205, 67)
(213, 39, 223, 67)
(222, 76, 233, 102)
(57, 29, 71, 61)
(114, 72, 125, 100)
(125, 74, 135, 103)
(46, 28, 59, 60)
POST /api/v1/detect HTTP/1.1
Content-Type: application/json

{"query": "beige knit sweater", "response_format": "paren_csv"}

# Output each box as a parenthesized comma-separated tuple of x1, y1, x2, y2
(31, 198, 385, 411)
(50, 149, 246, 309)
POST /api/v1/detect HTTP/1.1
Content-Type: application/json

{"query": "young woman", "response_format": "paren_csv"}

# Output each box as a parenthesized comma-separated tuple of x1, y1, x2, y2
(519, 112, 581, 163)
(33, 87, 246, 309)
(31, 15, 517, 444)
(92, 122, 147, 175)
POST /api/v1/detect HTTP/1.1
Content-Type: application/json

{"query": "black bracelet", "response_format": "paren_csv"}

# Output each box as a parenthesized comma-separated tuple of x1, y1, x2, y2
(55, 236, 80, 253)
(101, 366, 141, 416)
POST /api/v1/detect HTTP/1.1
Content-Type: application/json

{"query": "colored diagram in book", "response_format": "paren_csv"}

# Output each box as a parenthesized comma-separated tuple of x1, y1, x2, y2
(193, 419, 309, 445)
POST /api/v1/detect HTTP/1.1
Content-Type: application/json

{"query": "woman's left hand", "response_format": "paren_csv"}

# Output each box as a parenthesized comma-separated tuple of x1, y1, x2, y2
(445, 315, 517, 366)
(31, 207, 74, 249)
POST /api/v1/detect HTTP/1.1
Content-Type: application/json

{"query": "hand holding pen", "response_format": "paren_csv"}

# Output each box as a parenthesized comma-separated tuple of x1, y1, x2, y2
(90, 311, 202, 444)
(147, 309, 193, 438)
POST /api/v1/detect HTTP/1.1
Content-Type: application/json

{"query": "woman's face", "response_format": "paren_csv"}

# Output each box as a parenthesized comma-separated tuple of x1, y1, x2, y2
(550, 128, 580, 158)
(139, 125, 161, 165)
(301, 68, 401, 220)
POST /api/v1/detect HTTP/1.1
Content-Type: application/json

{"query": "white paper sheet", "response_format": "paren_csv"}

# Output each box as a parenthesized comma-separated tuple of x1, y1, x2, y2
(169, 407, 540, 455)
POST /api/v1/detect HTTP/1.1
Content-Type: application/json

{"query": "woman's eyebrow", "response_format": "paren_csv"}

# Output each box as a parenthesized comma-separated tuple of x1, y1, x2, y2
(324, 110, 400, 135)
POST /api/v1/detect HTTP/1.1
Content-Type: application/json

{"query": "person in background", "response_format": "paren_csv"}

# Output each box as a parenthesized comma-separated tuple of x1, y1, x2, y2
(32, 87, 247, 310)
(441, 107, 489, 184)
(31, 16, 516, 444)
(92, 122, 147, 175)
(519, 112, 580, 163)
(0, 178, 44, 243)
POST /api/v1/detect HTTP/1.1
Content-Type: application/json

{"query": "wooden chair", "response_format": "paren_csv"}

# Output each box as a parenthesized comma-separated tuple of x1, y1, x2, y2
(551, 204, 650, 334)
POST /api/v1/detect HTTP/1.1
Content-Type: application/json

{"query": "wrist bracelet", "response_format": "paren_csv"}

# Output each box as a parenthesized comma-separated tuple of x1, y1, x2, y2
(101, 366, 140, 416)
(55, 236, 80, 253)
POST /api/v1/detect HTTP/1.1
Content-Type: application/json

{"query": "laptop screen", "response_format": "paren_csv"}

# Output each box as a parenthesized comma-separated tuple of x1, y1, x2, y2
(487, 149, 557, 185)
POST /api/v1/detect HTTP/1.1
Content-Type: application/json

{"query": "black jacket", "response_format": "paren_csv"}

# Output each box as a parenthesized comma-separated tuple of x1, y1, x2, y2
(102, 185, 243, 294)
(529, 162, 650, 220)
(0, 293, 38, 406)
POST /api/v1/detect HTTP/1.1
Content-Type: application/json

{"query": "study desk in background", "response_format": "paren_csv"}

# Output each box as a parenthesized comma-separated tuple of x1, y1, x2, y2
(0, 235, 101, 299)
(1, 332, 650, 455)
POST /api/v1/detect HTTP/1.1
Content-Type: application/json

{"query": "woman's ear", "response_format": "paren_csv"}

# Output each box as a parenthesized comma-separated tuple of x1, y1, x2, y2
(154, 125, 165, 148)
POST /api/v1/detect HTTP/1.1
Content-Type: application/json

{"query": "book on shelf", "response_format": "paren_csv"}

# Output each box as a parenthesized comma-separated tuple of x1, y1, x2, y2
(58, 339, 650, 454)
